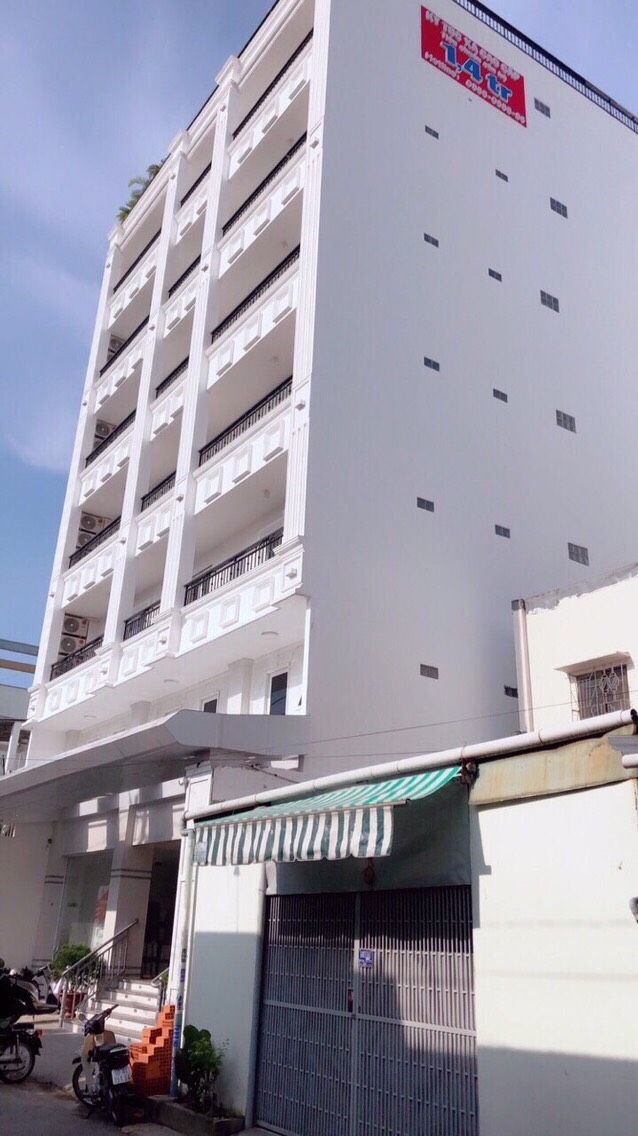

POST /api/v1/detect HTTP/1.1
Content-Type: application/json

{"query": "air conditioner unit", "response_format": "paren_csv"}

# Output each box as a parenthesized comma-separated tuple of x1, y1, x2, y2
(59, 633, 88, 656)
(79, 512, 109, 534)
(106, 336, 125, 360)
(76, 530, 97, 549)
(94, 420, 114, 441)
(63, 615, 90, 638)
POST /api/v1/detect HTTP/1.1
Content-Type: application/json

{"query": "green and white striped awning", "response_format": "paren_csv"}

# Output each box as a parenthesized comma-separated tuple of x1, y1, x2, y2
(193, 767, 460, 867)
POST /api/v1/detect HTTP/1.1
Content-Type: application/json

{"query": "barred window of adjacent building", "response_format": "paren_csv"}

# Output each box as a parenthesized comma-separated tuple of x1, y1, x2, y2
(417, 497, 435, 512)
(534, 98, 551, 118)
(575, 664, 630, 720)
(493, 388, 508, 403)
(495, 169, 509, 182)
(556, 409, 576, 432)
(550, 197, 568, 218)
(424, 356, 440, 371)
(488, 268, 502, 282)
(495, 524, 511, 538)
(425, 125, 439, 139)
(423, 232, 439, 247)
(568, 542, 589, 566)
(420, 664, 439, 679)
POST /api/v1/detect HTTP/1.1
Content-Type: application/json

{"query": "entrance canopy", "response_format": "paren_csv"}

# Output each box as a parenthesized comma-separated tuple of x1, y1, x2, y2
(194, 767, 459, 866)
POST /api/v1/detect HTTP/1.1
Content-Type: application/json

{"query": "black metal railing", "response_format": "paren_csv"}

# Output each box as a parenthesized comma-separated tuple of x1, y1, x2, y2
(453, 0, 638, 134)
(155, 357, 189, 400)
(112, 230, 161, 294)
(222, 134, 306, 236)
(85, 411, 136, 467)
(210, 246, 300, 346)
(185, 529, 283, 606)
(123, 601, 161, 641)
(68, 517, 120, 568)
(232, 29, 313, 139)
(199, 378, 292, 467)
(141, 472, 176, 512)
(99, 317, 149, 377)
(167, 256, 201, 299)
(180, 163, 212, 208)
(50, 636, 103, 681)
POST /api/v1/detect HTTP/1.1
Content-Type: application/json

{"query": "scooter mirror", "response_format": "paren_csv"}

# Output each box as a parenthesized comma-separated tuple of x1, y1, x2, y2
(76, 1012, 87, 1022)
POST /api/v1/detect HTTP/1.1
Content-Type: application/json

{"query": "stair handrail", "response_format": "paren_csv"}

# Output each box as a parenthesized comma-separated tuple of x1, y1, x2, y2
(57, 918, 139, 1026)
(151, 966, 169, 1009)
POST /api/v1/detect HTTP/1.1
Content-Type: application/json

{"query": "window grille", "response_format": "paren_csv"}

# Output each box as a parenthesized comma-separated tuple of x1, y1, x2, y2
(493, 389, 508, 403)
(495, 169, 509, 182)
(568, 542, 589, 566)
(417, 498, 435, 512)
(574, 664, 629, 720)
(488, 269, 502, 282)
(424, 357, 440, 372)
(423, 233, 439, 247)
(556, 410, 576, 433)
(504, 685, 518, 698)
(541, 290, 560, 312)
(495, 524, 511, 538)
(420, 664, 439, 679)
(550, 197, 568, 218)
(425, 125, 439, 138)
(534, 97, 551, 117)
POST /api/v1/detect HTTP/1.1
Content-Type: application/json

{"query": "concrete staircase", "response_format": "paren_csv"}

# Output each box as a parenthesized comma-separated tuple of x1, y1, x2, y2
(89, 978, 162, 1044)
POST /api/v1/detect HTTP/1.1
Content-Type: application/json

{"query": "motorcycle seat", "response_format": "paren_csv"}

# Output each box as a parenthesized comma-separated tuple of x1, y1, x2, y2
(93, 1042, 128, 1060)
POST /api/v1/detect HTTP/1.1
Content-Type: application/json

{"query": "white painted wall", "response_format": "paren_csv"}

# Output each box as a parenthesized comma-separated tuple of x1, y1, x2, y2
(185, 862, 265, 1116)
(471, 779, 638, 1136)
(0, 822, 52, 966)
(302, 0, 638, 772)
(515, 564, 638, 731)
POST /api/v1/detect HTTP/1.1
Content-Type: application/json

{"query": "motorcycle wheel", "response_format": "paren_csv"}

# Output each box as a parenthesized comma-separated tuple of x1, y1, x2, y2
(71, 1063, 93, 1106)
(107, 1086, 123, 1127)
(0, 1039, 35, 1083)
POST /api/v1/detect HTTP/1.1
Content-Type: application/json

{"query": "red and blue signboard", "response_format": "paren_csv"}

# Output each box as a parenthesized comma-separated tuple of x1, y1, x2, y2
(421, 6, 527, 127)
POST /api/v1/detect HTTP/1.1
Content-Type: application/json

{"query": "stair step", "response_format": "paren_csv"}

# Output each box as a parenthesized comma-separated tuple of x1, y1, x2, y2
(99, 991, 160, 1011)
(114, 979, 160, 995)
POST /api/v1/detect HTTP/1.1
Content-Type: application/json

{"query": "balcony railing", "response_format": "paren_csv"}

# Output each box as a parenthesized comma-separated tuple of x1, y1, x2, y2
(112, 230, 161, 294)
(222, 134, 306, 236)
(185, 529, 283, 606)
(180, 162, 212, 207)
(99, 316, 149, 377)
(199, 377, 292, 467)
(167, 255, 201, 299)
(123, 601, 161, 641)
(232, 29, 313, 139)
(50, 636, 103, 681)
(155, 357, 189, 400)
(210, 246, 300, 346)
(141, 472, 176, 512)
(85, 411, 136, 467)
(68, 517, 120, 568)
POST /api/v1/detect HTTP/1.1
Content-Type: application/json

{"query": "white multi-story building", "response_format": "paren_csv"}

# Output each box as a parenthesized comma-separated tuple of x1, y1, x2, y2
(1, 0, 637, 1119)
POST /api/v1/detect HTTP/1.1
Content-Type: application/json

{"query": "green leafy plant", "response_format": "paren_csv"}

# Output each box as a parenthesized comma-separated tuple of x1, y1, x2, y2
(50, 943, 91, 985)
(175, 1024, 227, 1114)
(118, 161, 165, 222)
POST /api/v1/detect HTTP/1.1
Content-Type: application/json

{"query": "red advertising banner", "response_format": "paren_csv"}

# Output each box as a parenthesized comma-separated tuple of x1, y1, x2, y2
(421, 6, 527, 127)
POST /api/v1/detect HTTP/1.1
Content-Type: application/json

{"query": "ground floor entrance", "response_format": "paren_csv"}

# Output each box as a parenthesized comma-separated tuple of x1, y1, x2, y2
(254, 886, 477, 1136)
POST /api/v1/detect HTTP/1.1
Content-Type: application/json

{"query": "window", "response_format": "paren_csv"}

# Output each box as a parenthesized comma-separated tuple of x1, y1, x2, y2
(540, 290, 560, 312)
(269, 672, 288, 715)
(534, 97, 551, 118)
(425, 125, 439, 139)
(568, 542, 589, 566)
(556, 409, 576, 433)
(493, 388, 508, 403)
(488, 268, 502, 282)
(423, 232, 439, 247)
(417, 497, 434, 512)
(495, 524, 511, 538)
(504, 685, 518, 698)
(202, 698, 217, 713)
(420, 664, 439, 680)
(550, 197, 568, 218)
(495, 169, 509, 182)
(423, 356, 440, 372)
(575, 664, 630, 720)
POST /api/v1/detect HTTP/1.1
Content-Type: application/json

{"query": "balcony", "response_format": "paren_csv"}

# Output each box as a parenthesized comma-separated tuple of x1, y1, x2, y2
(108, 230, 161, 329)
(123, 601, 160, 641)
(155, 357, 189, 401)
(167, 255, 201, 299)
(85, 411, 136, 467)
(99, 317, 149, 378)
(185, 529, 283, 606)
(199, 378, 292, 467)
(50, 636, 103, 681)
(222, 134, 306, 238)
(211, 247, 300, 346)
(68, 517, 120, 568)
(232, 30, 313, 141)
(180, 163, 211, 208)
(113, 230, 161, 294)
(141, 472, 176, 512)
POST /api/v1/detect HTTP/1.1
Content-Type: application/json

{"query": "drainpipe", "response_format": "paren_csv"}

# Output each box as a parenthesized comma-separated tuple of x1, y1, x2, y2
(244, 863, 267, 1129)
(169, 826, 195, 1098)
(512, 599, 534, 732)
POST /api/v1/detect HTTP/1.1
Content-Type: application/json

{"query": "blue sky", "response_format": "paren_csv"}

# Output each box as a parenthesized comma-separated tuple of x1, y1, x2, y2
(1, 0, 636, 654)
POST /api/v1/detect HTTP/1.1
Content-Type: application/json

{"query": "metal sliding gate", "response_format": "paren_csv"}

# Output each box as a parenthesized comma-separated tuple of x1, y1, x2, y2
(255, 887, 477, 1136)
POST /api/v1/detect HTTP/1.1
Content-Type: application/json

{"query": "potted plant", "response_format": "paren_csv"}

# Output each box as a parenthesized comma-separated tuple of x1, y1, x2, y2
(175, 1025, 228, 1115)
(50, 943, 91, 1017)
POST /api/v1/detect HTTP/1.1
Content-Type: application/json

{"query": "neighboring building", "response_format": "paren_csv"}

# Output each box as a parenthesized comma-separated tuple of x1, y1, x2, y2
(513, 561, 638, 733)
(0, 638, 37, 776)
(0, 0, 636, 1122)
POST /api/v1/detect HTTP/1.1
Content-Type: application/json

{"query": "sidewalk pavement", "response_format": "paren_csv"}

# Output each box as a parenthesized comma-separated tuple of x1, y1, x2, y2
(32, 1025, 81, 1090)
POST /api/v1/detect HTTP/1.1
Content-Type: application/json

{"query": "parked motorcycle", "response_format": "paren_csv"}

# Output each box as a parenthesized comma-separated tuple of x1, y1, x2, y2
(71, 1004, 145, 1126)
(0, 967, 42, 1083)
(17, 964, 60, 1012)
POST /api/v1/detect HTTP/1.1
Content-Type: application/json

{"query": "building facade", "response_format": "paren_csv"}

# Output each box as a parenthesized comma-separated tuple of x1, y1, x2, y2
(1, 0, 637, 1113)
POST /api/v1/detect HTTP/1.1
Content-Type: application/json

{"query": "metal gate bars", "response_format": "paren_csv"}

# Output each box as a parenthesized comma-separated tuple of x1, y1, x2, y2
(255, 886, 477, 1136)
